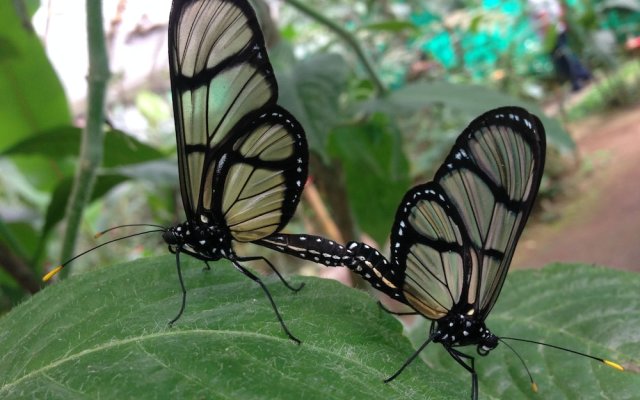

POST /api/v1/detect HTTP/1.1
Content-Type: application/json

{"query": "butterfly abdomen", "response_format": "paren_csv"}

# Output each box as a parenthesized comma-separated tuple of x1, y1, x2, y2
(257, 234, 351, 267)
(346, 242, 405, 301)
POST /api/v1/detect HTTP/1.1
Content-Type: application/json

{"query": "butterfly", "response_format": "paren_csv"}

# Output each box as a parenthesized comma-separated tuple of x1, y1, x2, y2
(160, 0, 315, 342)
(44, 0, 347, 344)
(343, 107, 622, 398)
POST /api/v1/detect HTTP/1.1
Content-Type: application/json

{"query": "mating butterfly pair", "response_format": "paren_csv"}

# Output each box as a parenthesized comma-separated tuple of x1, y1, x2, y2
(45, 0, 622, 398)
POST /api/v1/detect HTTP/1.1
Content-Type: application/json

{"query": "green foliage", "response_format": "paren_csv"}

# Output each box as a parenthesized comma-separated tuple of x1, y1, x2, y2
(0, 2, 71, 150)
(328, 114, 410, 244)
(0, 1, 74, 306)
(43, 175, 129, 242)
(1, 128, 166, 168)
(277, 52, 350, 157)
(0, 256, 459, 399)
(362, 81, 575, 153)
(0, 123, 170, 278)
(359, 21, 419, 34)
(567, 60, 640, 121)
(407, 263, 640, 399)
(1, 258, 637, 399)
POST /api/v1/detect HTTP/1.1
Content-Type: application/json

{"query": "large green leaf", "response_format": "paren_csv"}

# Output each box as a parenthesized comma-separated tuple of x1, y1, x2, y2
(408, 264, 640, 399)
(328, 114, 410, 244)
(1, 127, 166, 168)
(1, 258, 637, 399)
(276, 52, 350, 158)
(0, 255, 460, 399)
(0, 2, 70, 151)
(361, 82, 576, 153)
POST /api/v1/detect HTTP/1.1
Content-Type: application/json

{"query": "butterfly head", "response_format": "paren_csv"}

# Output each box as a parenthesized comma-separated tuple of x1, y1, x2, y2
(477, 329, 499, 356)
(162, 223, 186, 247)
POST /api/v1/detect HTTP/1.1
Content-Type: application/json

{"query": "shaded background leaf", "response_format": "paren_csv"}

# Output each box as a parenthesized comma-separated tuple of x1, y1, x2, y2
(1, 127, 166, 168)
(42, 174, 130, 240)
(361, 82, 575, 153)
(277, 52, 350, 158)
(0, 1, 70, 151)
(328, 114, 410, 243)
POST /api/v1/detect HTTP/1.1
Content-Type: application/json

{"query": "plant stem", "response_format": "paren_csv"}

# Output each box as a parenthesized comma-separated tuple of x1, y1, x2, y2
(284, 0, 387, 96)
(59, 0, 110, 272)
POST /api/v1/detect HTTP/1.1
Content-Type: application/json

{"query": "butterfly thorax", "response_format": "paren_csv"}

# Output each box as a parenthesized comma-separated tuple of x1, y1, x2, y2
(163, 219, 233, 261)
(432, 314, 498, 356)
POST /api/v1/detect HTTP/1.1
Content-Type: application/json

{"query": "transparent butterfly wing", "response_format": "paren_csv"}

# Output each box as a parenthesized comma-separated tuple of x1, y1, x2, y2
(390, 182, 472, 320)
(391, 107, 546, 320)
(211, 108, 307, 241)
(168, 0, 308, 241)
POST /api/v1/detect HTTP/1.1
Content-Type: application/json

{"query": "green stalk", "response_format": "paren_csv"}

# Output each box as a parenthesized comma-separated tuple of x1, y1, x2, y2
(284, 0, 387, 96)
(59, 0, 110, 273)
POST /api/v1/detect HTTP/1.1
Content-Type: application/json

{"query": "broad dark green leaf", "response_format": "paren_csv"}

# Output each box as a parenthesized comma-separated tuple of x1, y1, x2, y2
(361, 81, 575, 153)
(109, 159, 179, 186)
(0, 220, 38, 263)
(102, 130, 167, 168)
(0, 221, 40, 308)
(0, 255, 460, 399)
(1, 127, 166, 168)
(277, 52, 350, 159)
(42, 174, 130, 239)
(0, 2, 70, 151)
(408, 264, 640, 399)
(328, 114, 410, 244)
(0, 126, 80, 158)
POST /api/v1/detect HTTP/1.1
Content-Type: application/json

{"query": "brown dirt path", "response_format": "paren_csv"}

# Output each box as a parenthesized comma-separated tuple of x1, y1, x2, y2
(513, 104, 640, 272)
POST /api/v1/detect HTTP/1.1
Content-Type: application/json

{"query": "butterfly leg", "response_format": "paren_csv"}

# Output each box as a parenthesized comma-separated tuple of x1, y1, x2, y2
(377, 300, 419, 316)
(169, 250, 187, 326)
(384, 335, 435, 383)
(231, 260, 301, 344)
(202, 261, 212, 271)
(447, 348, 478, 400)
(236, 255, 305, 292)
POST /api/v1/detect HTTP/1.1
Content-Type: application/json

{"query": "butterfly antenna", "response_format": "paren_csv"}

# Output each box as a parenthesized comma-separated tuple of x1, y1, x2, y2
(501, 336, 624, 372)
(43, 229, 166, 282)
(94, 223, 166, 238)
(498, 338, 537, 393)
